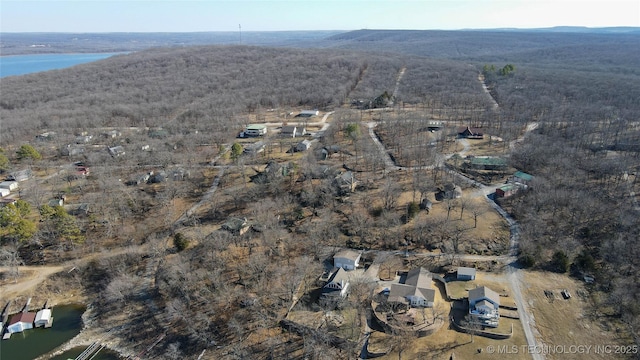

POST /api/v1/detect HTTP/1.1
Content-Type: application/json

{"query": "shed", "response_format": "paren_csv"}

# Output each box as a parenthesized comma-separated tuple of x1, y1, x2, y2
(297, 110, 319, 117)
(48, 198, 64, 207)
(495, 184, 516, 198)
(0, 188, 10, 197)
(333, 249, 361, 270)
(34, 309, 52, 327)
(7, 312, 36, 333)
(457, 267, 476, 281)
(0, 181, 19, 191)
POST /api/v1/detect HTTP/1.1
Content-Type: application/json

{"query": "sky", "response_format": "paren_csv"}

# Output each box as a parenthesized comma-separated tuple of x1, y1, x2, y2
(1, 0, 639, 33)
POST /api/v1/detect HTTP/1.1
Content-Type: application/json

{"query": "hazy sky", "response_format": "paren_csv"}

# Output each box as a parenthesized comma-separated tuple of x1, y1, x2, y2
(1, 0, 639, 32)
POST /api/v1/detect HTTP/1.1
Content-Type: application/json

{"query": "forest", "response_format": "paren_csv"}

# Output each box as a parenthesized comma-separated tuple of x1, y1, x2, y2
(1, 29, 639, 359)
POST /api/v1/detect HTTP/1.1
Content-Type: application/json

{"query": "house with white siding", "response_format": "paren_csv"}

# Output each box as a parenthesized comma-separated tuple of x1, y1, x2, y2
(333, 249, 361, 270)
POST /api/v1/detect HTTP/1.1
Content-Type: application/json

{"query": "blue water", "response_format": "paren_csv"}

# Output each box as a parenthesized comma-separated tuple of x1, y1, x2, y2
(0, 53, 123, 78)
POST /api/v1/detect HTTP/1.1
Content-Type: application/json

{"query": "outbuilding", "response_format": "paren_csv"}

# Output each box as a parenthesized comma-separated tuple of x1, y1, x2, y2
(35, 309, 53, 328)
(0, 188, 10, 197)
(457, 267, 476, 281)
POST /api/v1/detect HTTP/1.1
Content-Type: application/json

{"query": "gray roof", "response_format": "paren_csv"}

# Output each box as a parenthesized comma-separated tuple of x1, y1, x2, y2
(334, 249, 361, 261)
(457, 267, 476, 276)
(468, 286, 500, 306)
(327, 267, 349, 285)
(405, 268, 432, 289)
(388, 267, 434, 303)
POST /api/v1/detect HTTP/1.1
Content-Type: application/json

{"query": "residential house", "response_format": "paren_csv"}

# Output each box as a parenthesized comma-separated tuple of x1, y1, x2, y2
(388, 267, 436, 308)
(103, 130, 121, 139)
(244, 124, 268, 137)
(243, 141, 266, 155)
(513, 171, 534, 185)
(0, 197, 18, 206)
(172, 169, 190, 181)
(48, 198, 64, 207)
(108, 146, 126, 157)
(468, 156, 507, 171)
(34, 309, 53, 328)
(0, 181, 19, 192)
(457, 126, 484, 139)
(280, 125, 306, 138)
(435, 183, 462, 201)
(468, 286, 501, 327)
(334, 171, 357, 195)
(0, 188, 9, 198)
(8, 169, 32, 182)
(75, 135, 93, 144)
(295, 139, 312, 152)
(36, 131, 56, 141)
(323, 267, 350, 297)
(7, 312, 36, 333)
(222, 217, 250, 235)
(333, 249, 361, 270)
(457, 267, 476, 281)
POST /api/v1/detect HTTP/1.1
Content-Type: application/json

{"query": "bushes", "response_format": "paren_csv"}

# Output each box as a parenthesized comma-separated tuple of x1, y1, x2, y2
(173, 233, 190, 252)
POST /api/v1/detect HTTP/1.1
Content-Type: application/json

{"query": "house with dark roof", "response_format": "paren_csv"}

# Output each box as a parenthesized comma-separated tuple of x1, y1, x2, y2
(468, 286, 500, 327)
(388, 268, 436, 308)
(458, 126, 484, 139)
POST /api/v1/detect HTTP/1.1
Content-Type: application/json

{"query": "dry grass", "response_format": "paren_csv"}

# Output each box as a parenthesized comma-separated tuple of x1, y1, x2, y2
(521, 271, 634, 360)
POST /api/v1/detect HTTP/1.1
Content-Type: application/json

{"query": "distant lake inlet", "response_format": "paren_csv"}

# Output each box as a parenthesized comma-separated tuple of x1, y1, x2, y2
(0, 53, 124, 78)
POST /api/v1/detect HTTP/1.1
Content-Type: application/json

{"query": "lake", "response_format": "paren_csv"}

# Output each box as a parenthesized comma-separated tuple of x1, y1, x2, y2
(0, 304, 85, 360)
(0, 53, 123, 78)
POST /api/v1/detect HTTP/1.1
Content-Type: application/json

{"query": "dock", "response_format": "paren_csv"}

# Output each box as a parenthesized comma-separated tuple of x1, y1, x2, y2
(74, 342, 104, 360)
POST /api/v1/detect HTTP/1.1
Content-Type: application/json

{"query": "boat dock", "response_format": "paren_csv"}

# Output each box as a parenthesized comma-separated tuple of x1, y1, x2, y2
(73, 342, 104, 360)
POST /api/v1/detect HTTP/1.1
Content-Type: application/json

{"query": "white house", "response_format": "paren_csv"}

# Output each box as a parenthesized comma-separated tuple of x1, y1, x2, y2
(245, 124, 268, 137)
(333, 249, 361, 270)
(35, 309, 53, 328)
(388, 267, 435, 308)
(7, 312, 36, 333)
(468, 286, 501, 327)
(457, 267, 476, 281)
(323, 267, 350, 297)
(0, 181, 19, 191)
